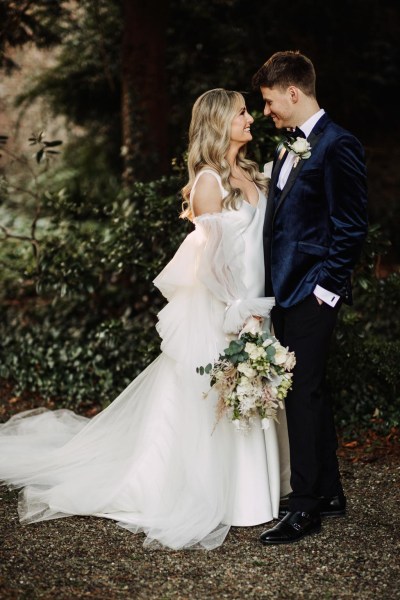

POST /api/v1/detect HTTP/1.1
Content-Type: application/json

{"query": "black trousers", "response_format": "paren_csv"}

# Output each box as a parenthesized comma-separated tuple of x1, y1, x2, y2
(272, 294, 343, 513)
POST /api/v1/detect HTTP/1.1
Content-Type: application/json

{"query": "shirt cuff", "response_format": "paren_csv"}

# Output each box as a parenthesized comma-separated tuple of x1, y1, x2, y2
(314, 285, 340, 307)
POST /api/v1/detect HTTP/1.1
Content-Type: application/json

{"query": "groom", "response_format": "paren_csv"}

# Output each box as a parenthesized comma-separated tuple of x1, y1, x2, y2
(252, 51, 368, 544)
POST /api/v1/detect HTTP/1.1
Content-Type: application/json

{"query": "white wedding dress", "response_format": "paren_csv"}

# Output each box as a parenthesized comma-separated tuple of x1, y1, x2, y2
(0, 169, 290, 550)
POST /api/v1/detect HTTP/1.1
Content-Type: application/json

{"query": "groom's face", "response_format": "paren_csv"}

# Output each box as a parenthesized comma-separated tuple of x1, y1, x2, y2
(260, 86, 295, 129)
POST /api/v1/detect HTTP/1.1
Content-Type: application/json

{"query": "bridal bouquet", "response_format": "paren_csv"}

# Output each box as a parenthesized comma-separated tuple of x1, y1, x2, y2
(197, 325, 296, 431)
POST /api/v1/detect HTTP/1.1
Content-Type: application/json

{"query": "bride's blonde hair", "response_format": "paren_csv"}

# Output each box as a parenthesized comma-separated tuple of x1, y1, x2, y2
(180, 88, 268, 220)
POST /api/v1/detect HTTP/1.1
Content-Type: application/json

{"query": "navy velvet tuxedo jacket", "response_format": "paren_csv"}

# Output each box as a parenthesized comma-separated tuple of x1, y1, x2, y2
(264, 113, 368, 308)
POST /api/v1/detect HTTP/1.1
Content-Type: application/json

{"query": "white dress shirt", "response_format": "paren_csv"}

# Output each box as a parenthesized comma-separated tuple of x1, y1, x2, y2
(277, 109, 325, 190)
(277, 109, 340, 307)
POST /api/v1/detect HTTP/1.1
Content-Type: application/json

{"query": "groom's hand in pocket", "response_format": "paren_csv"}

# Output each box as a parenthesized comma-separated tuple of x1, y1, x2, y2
(313, 294, 324, 306)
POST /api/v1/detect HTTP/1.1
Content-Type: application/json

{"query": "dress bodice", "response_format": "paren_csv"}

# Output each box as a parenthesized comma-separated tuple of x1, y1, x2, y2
(190, 169, 267, 298)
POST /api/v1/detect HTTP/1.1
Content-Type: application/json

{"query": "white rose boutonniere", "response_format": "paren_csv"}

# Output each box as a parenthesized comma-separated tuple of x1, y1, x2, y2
(284, 136, 312, 167)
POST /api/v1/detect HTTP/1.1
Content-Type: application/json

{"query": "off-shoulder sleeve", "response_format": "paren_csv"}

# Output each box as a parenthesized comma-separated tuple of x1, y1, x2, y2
(194, 212, 274, 334)
(154, 167, 274, 336)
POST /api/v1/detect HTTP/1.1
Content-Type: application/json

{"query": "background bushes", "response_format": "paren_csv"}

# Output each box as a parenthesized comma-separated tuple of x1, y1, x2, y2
(0, 0, 399, 433)
(327, 227, 400, 434)
(0, 138, 399, 432)
(0, 158, 189, 410)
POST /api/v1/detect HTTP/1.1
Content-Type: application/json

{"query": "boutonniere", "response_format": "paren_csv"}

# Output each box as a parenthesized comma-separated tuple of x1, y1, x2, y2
(283, 137, 312, 168)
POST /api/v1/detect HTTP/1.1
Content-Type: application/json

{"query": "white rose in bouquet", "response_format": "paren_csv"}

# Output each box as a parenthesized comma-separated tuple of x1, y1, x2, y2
(237, 362, 257, 379)
(273, 342, 288, 365)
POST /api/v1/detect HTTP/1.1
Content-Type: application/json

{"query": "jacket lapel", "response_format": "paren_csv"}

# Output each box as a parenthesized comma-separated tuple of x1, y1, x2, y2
(274, 127, 325, 217)
(270, 144, 287, 198)
(264, 145, 287, 235)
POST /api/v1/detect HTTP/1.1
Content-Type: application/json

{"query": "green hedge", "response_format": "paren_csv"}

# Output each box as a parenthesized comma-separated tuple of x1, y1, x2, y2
(327, 228, 400, 434)
(0, 147, 399, 432)
(0, 171, 188, 409)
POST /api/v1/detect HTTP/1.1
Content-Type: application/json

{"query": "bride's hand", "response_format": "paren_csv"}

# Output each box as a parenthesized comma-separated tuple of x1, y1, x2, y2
(239, 316, 264, 337)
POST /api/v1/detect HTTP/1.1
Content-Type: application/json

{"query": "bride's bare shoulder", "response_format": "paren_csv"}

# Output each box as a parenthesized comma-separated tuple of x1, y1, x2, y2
(192, 171, 223, 217)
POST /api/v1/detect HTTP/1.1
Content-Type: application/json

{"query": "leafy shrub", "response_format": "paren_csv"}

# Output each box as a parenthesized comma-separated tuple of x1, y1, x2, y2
(0, 134, 399, 434)
(0, 310, 160, 411)
(328, 225, 400, 434)
(0, 160, 189, 409)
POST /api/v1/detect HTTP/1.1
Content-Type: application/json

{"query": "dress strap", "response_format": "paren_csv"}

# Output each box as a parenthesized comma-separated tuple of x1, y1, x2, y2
(190, 169, 227, 207)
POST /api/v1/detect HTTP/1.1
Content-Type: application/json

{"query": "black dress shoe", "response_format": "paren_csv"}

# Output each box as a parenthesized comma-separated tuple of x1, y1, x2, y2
(319, 494, 346, 517)
(260, 511, 321, 545)
(278, 494, 347, 519)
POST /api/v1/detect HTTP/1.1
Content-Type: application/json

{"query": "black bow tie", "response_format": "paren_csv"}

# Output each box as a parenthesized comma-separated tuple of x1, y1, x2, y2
(283, 127, 306, 139)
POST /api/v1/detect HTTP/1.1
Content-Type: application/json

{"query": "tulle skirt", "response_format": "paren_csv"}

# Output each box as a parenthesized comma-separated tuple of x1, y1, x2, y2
(0, 283, 290, 550)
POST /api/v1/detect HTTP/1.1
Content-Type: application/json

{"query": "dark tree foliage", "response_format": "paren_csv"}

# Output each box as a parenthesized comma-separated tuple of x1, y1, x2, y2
(7, 0, 400, 173)
(0, 0, 69, 72)
(12, 0, 123, 176)
(166, 0, 400, 147)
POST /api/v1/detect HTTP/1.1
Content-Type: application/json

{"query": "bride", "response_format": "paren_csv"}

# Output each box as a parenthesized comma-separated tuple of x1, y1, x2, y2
(0, 88, 290, 550)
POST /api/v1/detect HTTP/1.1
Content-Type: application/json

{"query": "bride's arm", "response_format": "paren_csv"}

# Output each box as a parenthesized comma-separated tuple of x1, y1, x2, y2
(194, 211, 274, 335)
(155, 169, 274, 334)
(191, 172, 223, 216)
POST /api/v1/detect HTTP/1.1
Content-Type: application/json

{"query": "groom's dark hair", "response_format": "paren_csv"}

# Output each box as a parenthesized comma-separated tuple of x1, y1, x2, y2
(252, 51, 316, 97)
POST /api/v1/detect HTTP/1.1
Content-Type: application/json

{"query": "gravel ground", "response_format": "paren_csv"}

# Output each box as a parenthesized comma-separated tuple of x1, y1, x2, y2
(1, 454, 399, 600)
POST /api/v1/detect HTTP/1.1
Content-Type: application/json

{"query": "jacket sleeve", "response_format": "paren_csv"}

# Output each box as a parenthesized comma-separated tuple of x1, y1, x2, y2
(194, 212, 274, 334)
(317, 133, 368, 294)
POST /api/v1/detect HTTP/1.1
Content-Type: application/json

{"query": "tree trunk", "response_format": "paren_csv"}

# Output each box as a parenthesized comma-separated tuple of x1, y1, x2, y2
(121, 0, 169, 184)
